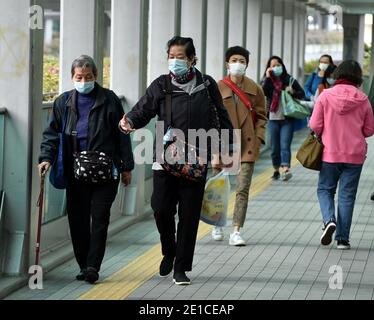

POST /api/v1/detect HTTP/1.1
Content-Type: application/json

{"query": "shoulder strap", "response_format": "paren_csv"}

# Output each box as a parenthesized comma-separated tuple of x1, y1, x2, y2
(289, 76, 295, 87)
(222, 76, 252, 111)
(61, 92, 69, 132)
(164, 76, 172, 127)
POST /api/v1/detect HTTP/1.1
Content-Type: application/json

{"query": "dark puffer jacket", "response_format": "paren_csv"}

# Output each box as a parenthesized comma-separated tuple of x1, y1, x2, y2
(126, 70, 234, 159)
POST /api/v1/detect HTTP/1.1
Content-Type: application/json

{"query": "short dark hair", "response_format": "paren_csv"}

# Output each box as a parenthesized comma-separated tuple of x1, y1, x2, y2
(263, 55, 288, 79)
(320, 54, 334, 65)
(71, 55, 98, 78)
(225, 46, 250, 65)
(333, 60, 363, 86)
(166, 36, 197, 66)
(323, 64, 336, 79)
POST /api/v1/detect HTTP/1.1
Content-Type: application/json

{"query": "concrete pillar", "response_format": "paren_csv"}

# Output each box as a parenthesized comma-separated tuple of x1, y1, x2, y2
(292, 2, 300, 78)
(246, 0, 262, 82)
(206, 0, 229, 80)
(228, 0, 246, 48)
(298, 3, 307, 85)
(260, 0, 273, 80)
(283, 0, 294, 77)
(272, 0, 284, 57)
(148, 0, 179, 84)
(111, 0, 148, 105)
(181, 0, 206, 72)
(343, 14, 366, 66)
(0, 0, 34, 274)
(59, 0, 104, 92)
(370, 15, 374, 85)
(110, 0, 149, 218)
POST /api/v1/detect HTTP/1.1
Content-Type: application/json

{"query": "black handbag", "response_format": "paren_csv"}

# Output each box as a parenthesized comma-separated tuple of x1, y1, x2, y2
(72, 132, 113, 183)
(49, 92, 69, 189)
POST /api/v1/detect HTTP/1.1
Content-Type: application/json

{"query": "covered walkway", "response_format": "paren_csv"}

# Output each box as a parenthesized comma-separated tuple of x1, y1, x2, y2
(1, 0, 374, 300)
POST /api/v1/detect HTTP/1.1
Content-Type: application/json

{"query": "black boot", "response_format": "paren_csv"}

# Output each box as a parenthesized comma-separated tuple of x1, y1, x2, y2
(76, 268, 87, 281)
(173, 271, 191, 285)
(159, 256, 174, 277)
(85, 267, 99, 284)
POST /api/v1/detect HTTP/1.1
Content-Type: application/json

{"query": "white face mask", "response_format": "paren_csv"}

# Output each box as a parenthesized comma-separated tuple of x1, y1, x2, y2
(319, 63, 329, 71)
(228, 62, 246, 76)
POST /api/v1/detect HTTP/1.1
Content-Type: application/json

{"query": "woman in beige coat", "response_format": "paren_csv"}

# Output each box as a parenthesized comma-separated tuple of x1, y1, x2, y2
(212, 46, 267, 246)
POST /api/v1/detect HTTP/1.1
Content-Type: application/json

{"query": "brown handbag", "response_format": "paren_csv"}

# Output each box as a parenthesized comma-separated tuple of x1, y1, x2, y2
(296, 131, 324, 171)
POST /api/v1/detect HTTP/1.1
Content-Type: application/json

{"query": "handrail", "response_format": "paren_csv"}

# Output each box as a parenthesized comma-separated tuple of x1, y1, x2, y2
(369, 77, 374, 107)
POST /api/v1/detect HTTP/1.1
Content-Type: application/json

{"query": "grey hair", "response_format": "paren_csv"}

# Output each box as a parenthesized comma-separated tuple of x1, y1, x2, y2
(71, 55, 98, 78)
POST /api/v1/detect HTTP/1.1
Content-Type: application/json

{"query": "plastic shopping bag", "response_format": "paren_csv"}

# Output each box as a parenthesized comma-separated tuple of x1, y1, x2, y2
(200, 170, 230, 227)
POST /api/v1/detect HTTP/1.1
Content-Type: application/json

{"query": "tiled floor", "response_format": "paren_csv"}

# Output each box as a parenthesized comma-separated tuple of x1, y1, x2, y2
(5, 130, 374, 300)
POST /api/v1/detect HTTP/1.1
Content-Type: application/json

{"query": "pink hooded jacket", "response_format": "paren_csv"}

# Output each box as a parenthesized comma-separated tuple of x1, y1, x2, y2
(309, 84, 374, 164)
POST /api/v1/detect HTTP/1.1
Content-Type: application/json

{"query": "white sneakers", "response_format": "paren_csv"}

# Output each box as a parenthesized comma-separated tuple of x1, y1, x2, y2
(229, 232, 246, 246)
(281, 170, 293, 181)
(211, 227, 224, 241)
(212, 227, 246, 246)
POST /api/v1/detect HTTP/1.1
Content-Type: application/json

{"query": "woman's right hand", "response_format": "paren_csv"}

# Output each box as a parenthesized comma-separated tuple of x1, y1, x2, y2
(119, 114, 135, 134)
(266, 67, 273, 78)
(38, 162, 51, 177)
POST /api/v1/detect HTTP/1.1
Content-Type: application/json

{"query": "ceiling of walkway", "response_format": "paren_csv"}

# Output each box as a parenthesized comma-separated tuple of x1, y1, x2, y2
(308, 0, 374, 14)
(40, 0, 374, 15)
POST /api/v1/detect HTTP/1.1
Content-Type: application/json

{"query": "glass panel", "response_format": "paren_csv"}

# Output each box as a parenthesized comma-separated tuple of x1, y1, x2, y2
(41, 105, 66, 224)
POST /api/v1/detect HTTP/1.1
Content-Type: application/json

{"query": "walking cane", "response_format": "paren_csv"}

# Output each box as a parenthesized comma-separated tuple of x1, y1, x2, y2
(35, 171, 46, 267)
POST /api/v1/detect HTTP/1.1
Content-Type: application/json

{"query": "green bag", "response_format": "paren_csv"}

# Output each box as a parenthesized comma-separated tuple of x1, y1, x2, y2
(296, 132, 324, 171)
(281, 78, 311, 119)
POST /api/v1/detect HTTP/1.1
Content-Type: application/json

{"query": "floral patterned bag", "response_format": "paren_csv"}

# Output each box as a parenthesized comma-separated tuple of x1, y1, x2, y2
(160, 76, 208, 182)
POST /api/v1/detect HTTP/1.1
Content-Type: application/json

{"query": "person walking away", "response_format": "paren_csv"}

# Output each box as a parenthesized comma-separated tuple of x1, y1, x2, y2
(309, 60, 374, 250)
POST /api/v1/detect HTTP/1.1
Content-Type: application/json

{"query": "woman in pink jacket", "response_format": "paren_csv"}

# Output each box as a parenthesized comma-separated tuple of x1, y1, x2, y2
(309, 60, 374, 250)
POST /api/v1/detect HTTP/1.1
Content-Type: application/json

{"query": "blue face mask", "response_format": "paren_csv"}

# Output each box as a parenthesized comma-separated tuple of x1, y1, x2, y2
(74, 81, 95, 94)
(168, 59, 189, 76)
(272, 66, 283, 77)
(327, 78, 335, 86)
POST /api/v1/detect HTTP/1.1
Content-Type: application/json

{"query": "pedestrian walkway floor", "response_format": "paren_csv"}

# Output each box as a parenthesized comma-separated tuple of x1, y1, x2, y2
(5, 130, 374, 300)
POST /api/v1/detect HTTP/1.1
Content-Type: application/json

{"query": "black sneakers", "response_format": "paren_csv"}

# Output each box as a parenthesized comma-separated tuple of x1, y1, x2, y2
(159, 256, 174, 277)
(337, 240, 351, 250)
(76, 269, 87, 281)
(85, 267, 99, 284)
(271, 171, 280, 180)
(371, 192, 374, 201)
(320, 220, 336, 246)
(173, 271, 191, 285)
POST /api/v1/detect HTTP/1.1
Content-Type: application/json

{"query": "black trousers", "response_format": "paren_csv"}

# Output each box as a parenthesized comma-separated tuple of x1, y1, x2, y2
(66, 178, 119, 272)
(151, 170, 206, 273)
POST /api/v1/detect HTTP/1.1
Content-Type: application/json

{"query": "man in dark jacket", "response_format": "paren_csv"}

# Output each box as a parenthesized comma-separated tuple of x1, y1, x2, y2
(38, 55, 134, 284)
